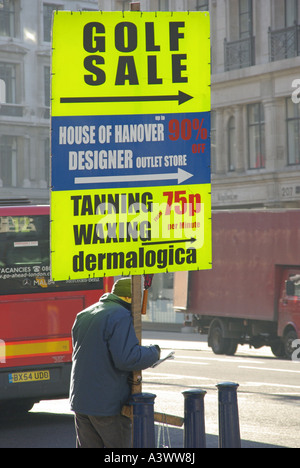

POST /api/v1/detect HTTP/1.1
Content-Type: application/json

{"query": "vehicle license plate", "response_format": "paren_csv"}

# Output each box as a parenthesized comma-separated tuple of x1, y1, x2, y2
(8, 370, 50, 384)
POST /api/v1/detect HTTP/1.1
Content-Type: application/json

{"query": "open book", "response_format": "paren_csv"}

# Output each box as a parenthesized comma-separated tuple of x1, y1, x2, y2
(151, 350, 175, 368)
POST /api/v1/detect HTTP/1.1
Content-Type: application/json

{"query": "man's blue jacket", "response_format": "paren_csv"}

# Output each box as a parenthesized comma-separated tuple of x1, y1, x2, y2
(69, 293, 159, 416)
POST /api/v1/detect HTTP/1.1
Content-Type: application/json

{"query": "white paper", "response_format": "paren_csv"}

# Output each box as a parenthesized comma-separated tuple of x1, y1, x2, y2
(151, 350, 175, 368)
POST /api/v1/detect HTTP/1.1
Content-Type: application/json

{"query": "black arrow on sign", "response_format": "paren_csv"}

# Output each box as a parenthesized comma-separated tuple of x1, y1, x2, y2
(142, 238, 196, 246)
(60, 90, 193, 106)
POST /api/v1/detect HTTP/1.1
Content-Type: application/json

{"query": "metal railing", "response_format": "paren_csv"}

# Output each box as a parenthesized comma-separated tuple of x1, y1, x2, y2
(224, 36, 255, 72)
(269, 23, 300, 62)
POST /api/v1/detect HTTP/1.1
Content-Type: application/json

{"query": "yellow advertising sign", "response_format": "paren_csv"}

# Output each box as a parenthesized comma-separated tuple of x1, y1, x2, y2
(51, 185, 211, 280)
(51, 11, 211, 280)
(51, 11, 210, 116)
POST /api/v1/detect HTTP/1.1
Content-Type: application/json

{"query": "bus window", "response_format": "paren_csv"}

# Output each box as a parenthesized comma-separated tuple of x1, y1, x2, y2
(0, 214, 103, 294)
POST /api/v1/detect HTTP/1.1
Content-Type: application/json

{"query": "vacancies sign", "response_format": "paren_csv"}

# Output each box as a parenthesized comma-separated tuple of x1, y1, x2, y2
(50, 10, 211, 280)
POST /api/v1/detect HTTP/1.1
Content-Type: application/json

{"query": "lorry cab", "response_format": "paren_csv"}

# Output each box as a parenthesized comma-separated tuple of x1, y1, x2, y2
(277, 269, 300, 358)
(174, 211, 300, 360)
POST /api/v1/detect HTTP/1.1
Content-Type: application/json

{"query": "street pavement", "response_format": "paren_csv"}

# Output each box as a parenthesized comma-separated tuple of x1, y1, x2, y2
(0, 329, 296, 448)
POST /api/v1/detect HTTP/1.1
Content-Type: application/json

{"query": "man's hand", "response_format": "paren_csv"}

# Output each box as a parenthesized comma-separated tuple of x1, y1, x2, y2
(154, 345, 161, 360)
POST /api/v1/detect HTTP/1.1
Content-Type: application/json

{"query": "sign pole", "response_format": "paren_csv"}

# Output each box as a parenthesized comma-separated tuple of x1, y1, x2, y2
(130, 1, 143, 395)
(122, 3, 143, 437)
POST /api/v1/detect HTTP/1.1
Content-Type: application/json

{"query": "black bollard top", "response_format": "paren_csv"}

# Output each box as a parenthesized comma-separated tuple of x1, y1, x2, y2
(216, 382, 239, 389)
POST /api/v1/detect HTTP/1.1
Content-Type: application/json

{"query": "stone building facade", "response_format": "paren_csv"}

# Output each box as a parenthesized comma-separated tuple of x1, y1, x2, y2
(99, 0, 300, 209)
(0, 0, 299, 209)
(0, 0, 100, 203)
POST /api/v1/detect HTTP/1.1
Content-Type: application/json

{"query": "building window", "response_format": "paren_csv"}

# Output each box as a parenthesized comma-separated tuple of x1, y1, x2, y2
(0, 0, 16, 37)
(44, 66, 50, 107)
(0, 62, 22, 116)
(43, 3, 62, 42)
(0, 62, 16, 103)
(115, 1, 130, 11)
(224, 0, 255, 71)
(286, 98, 300, 165)
(0, 136, 17, 187)
(0, 77, 5, 102)
(44, 66, 50, 118)
(239, 0, 253, 38)
(187, 0, 209, 10)
(153, 0, 169, 10)
(247, 103, 265, 169)
(285, 0, 298, 27)
(228, 116, 236, 171)
(269, 0, 300, 61)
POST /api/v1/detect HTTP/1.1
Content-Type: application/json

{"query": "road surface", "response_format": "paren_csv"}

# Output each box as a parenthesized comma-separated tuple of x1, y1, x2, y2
(0, 330, 299, 448)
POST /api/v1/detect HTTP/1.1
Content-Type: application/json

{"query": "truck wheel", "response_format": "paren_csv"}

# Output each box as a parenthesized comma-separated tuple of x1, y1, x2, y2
(270, 340, 285, 358)
(209, 323, 230, 355)
(284, 329, 298, 360)
(225, 340, 238, 356)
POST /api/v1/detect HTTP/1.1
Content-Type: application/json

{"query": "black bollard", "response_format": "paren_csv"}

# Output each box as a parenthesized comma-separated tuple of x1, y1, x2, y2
(216, 382, 241, 448)
(182, 389, 207, 448)
(129, 393, 156, 448)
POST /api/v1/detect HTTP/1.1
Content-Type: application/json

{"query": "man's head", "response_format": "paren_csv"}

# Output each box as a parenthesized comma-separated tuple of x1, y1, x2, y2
(112, 278, 132, 303)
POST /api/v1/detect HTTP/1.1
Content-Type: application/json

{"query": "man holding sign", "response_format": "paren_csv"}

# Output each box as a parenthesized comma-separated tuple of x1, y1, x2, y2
(70, 278, 160, 448)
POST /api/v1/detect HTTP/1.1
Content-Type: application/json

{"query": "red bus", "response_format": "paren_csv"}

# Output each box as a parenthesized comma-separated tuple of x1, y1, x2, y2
(0, 204, 113, 413)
